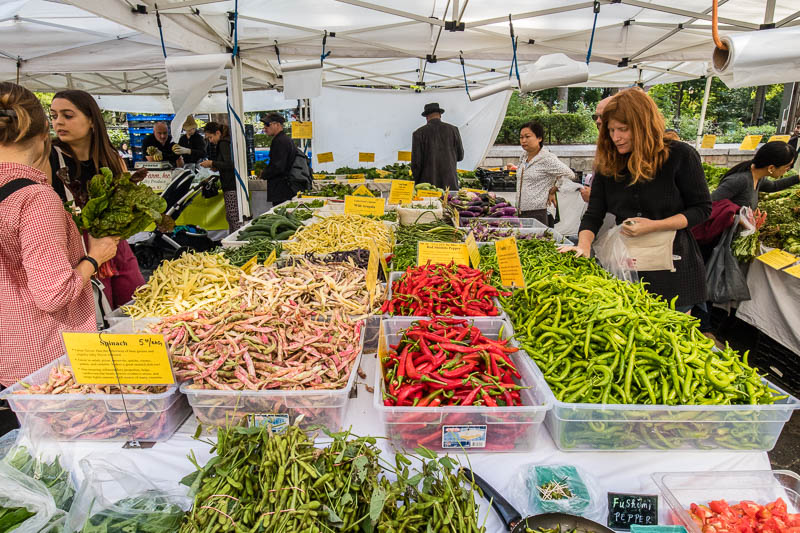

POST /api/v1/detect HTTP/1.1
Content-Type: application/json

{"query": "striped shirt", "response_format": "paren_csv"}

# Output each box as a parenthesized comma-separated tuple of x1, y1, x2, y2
(0, 162, 95, 386)
(515, 148, 575, 211)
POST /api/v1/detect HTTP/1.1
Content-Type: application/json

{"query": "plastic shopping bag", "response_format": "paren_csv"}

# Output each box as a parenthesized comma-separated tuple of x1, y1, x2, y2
(0, 462, 63, 533)
(706, 214, 751, 303)
(592, 224, 639, 283)
(738, 206, 756, 237)
(65, 457, 188, 533)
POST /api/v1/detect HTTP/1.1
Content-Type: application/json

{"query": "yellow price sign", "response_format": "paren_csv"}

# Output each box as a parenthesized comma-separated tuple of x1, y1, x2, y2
(768, 135, 791, 143)
(291, 121, 313, 139)
(416, 189, 442, 198)
(783, 263, 800, 279)
(241, 254, 260, 273)
(63, 332, 174, 386)
(263, 249, 277, 266)
(313, 174, 330, 180)
(739, 135, 763, 151)
(373, 178, 393, 184)
(300, 194, 321, 198)
(347, 175, 366, 185)
(465, 231, 480, 268)
(756, 248, 798, 270)
(417, 241, 469, 267)
(495, 237, 525, 288)
(366, 240, 379, 308)
(397, 150, 412, 162)
(317, 152, 334, 163)
(344, 195, 385, 216)
(462, 188, 487, 194)
(352, 184, 374, 197)
(378, 320, 388, 360)
(359, 152, 375, 163)
(388, 179, 415, 205)
(700, 135, 717, 149)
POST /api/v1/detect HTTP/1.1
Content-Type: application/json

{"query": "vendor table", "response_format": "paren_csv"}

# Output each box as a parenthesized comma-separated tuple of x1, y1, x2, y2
(37, 349, 771, 532)
(737, 256, 800, 356)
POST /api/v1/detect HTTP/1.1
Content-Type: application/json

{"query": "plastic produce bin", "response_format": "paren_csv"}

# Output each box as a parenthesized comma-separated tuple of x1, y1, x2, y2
(180, 324, 365, 430)
(475, 227, 569, 245)
(530, 359, 800, 451)
(384, 271, 506, 320)
(653, 470, 800, 533)
(374, 317, 551, 453)
(459, 217, 547, 229)
(0, 356, 190, 442)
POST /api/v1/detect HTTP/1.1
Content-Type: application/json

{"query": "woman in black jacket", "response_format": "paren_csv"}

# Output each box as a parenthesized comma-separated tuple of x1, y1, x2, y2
(200, 122, 240, 232)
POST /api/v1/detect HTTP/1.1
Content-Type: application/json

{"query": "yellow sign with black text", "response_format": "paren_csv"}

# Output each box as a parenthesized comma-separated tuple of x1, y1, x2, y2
(739, 135, 762, 151)
(416, 190, 442, 198)
(353, 184, 374, 197)
(317, 152, 334, 163)
(465, 231, 480, 268)
(768, 135, 791, 143)
(397, 151, 412, 162)
(388, 179, 415, 205)
(756, 249, 798, 270)
(291, 121, 312, 139)
(417, 242, 469, 267)
(344, 195, 385, 216)
(495, 238, 525, 288)
(359, 152, 375, 163)
(700, 135, 716, 149)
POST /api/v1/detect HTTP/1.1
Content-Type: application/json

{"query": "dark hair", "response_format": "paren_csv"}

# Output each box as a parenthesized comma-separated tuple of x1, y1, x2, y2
(519, 121, 545, 145)
(0, 83, 49, 164)
(204, 121, 230, 139)
(261, 112, 285, 125)
(723, 141, 797, 178)
(52, 89, 124, 177)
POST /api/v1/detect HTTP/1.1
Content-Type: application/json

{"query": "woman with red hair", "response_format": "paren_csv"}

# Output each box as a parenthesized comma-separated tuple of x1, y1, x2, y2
(563, 88, 711, 311)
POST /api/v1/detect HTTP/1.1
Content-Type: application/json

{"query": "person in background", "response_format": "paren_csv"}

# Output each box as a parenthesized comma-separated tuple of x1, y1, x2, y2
(562, 88, 712, 312)
(118, 141, 133, 169)
(515, 121, 574, 226)
(259, 112, 295, 206)
(200, 121, 240, 232)
(0, 82, 119, 389)
(47, 89, 145, 309)
(711, 141, 798, 210)
(173, 115, 206, 165)
(411, 103, 464, 190)
(142, 121, 182, 166)
(581, 95, 614, 203)
(787, 120, 799, 152)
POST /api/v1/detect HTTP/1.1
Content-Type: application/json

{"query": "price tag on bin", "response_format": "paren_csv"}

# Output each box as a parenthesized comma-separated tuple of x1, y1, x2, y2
(494, 237, 524, 288)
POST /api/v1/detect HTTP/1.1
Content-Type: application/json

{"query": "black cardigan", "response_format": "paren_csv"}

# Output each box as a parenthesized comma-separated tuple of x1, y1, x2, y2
(211, 139, 236, 192)
(580, 141, 712, 307)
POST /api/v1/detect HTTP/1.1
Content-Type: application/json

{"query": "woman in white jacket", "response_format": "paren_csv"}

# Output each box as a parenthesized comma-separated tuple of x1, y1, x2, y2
(515, 121, 574, 226)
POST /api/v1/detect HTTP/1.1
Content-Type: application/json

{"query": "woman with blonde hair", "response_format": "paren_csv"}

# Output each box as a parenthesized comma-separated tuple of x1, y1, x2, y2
(562, 88, 711, 311)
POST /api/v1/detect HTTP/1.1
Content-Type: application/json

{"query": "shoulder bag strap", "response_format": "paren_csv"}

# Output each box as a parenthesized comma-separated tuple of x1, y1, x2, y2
(0, 179, 37, 204)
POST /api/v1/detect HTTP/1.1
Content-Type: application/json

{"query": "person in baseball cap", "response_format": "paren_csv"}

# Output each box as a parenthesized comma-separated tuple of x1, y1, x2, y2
(259, 112, 295, 205)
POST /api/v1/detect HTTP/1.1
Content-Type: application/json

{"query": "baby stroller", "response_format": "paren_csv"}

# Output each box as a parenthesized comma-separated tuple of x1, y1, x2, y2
(131, 168, 219, 270)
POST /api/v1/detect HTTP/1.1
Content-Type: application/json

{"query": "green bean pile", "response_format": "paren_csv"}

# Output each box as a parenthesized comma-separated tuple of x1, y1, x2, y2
(217, 237, 282, 267)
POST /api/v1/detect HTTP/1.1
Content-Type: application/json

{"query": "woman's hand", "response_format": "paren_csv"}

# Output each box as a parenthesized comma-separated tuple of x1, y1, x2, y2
(87, 236, 120, 265)
(621, 217, 659, 237)
(558, 243, 590, 258)
(199, 160, 213, 168)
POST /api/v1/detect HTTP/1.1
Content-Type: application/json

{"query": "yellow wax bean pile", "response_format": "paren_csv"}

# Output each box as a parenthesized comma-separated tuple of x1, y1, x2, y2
(122, 252, 241, 318)
(283, 214, 393, 255)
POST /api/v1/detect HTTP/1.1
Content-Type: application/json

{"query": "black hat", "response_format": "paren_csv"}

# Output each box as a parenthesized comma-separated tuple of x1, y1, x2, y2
(261, 112, 286, 125)
(421, 102, 445, 116)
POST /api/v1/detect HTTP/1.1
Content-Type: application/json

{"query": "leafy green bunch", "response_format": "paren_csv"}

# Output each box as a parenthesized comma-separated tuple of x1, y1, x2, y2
(81, 167, 167, 239)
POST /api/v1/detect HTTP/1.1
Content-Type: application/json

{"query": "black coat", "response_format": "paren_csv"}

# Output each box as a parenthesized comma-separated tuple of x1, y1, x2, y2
(411, 118, 464, 189)
(580, 141, 712, 307)
(178, 132, 207, 164)
(260, 130, 295, 205)
(211, 139, 236, 192)
(141, 134, 180, 165)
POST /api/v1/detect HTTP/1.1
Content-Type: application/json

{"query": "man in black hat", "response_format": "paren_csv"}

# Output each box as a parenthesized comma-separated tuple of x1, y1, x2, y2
(259, 112, 295, 205)
(411, 103, 464, 189)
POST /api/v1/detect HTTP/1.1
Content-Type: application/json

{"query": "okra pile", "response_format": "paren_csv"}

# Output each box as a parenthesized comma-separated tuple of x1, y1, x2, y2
(508, 274, 784, 406)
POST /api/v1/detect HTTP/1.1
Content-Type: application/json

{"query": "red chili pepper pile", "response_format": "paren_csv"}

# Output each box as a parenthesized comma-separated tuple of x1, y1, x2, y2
(381, 318, 524, 407)
(689, 498, 800, 533)
(381, 263, 509, 317)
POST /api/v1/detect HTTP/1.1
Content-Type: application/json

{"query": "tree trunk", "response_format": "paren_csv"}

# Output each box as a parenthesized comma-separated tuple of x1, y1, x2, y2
(674, 82, 684, 126)
(557, 87, 568, 113)
(751, 86, 767, 126)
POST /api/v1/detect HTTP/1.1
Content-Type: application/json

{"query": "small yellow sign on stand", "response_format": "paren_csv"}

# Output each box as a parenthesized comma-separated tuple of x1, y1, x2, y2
(756, 249, 798, 270)
(359, 152, 375, 163)
(366, 240, 379, 308)
(313, 174, 330, 180)
(465, 231, 480, 268)
(417, 242, 469, 266)
(700, 135, 717, 149)
(347, 175, 366, 185)
(344, 195, 385, 216)
(783, 263, 800, 279)
(495, 237, 525, 288)
(317, 152, 334, 163)
(291, 121, 313, 139)
(263, 249, 277, 266)
(397, 151, 412, 162)
(353, 184, 374, 197)
(768, 135, 791, 143)
(63, 332, 174, 386)
(462, 188, 487, 194)
(388, 179, 415, 205)
(416, 189, 442, 198)
(241, 255, 259, 273)
(374, 178, 393, 184)
(739, 135, 763, 151)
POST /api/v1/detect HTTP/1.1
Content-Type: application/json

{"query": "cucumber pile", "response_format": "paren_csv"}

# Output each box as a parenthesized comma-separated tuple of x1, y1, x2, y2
(237, 210, 306, 241)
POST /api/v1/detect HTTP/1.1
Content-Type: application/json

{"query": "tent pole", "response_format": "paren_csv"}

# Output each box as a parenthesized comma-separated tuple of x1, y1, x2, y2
(227, 60, 251, 219)
(695, 75, 713, 148)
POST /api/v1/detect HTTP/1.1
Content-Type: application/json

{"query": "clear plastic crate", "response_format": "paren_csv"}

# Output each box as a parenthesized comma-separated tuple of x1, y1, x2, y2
(384, 271, 506, 320)
(180, 322, 365, 430)
(528, 358, 800, 451)
(459, 217, 547, 229)
(0, 356, 190, 441)
(653, 470, 800, 533)
(474, 227, 569, 245)
(374, 317, 551, 453)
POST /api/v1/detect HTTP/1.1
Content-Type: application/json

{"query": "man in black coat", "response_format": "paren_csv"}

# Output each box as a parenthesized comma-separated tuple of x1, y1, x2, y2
(142, 121, 182, 166)
(411, 103, 464, 190)
(259, 113, 295, 206)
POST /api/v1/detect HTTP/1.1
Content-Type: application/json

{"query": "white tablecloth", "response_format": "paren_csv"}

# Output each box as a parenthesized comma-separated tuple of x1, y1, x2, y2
(737, 257, 800, 355)
(41, 351, 771, 532)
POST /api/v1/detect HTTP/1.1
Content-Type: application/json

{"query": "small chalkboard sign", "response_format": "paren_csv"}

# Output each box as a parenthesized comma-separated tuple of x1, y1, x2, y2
(608, 493, 658, 530)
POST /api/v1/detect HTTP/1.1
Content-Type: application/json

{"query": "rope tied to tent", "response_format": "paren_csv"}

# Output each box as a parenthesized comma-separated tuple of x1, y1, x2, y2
(507, 15, 521, 85)
(321, 30, 331, 62)
(459, 52, 469, 96)
(154, 4, 167, 58)
(586, 1, 600, 64)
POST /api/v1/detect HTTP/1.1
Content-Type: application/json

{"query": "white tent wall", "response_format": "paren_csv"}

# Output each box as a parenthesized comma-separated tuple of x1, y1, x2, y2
(310, 86, 511, 172)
